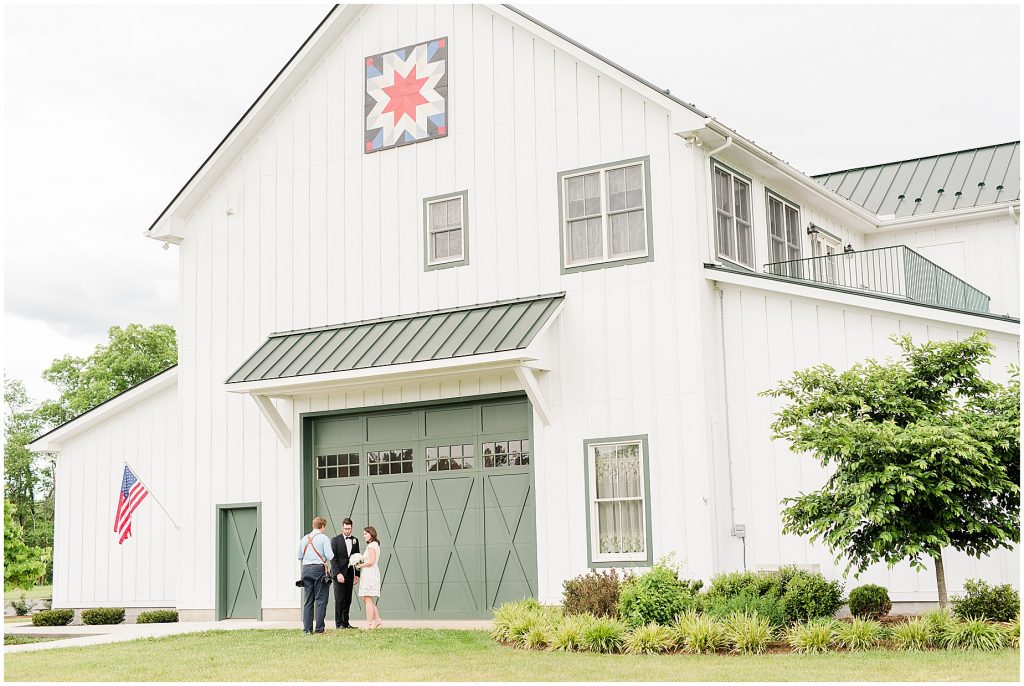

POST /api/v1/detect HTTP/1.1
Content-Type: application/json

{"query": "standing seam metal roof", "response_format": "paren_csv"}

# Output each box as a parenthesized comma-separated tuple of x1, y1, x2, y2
(226, 293, 564, 384)
(812, 142, 1020, 218)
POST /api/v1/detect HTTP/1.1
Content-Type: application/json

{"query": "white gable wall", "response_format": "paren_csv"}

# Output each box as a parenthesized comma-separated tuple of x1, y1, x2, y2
(174, 3, 723, 614)
(51, 382, 179, 609)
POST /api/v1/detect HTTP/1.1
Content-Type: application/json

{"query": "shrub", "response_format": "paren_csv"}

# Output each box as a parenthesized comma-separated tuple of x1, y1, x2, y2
(847, 584, 892, 620)
(786, 618, 839, 654)
(549, 614, 590, 652)
(835, 618, 884, 650)
(951, 579, 1020, 622)
(702, 592, 787, 628)
(623, 623, 675, 654)
(562, 569, 626, 618)
(940, 617, 1006, 651)
(616, 563, 700, 627)
(780, 572, 844, 624)
(81, 607, 125, 625)
(31, 609, 74, 627)
(890, 618, 931, 651)
(723, 611, 774, 654)
(580, 615, 626, 653)
(10, 595, 32, 616)
(706, 570, 783, 600)
(673, 611, 727, 654)
(136, 610, 179, 624)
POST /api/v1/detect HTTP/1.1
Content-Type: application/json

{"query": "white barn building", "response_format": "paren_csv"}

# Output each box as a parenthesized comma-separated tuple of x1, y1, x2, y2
(30, 4, 1020, 621)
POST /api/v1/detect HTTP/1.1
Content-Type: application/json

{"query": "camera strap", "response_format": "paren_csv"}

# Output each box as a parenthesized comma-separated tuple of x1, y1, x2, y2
(304, 535, 331, 577)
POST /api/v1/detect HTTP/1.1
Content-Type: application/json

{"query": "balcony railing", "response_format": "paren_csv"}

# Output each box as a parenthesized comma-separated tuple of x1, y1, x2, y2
(763, 245, 991, 314)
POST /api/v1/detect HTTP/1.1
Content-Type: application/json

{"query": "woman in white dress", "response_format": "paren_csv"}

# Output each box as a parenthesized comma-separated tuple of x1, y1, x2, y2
(356, 526, 382, 629)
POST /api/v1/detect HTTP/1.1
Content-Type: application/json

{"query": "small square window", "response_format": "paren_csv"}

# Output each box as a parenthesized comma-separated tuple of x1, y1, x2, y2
(424, 191, 469, 270)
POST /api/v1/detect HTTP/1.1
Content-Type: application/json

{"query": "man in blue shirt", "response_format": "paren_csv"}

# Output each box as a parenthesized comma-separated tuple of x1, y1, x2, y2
(297, 516, 334, 634)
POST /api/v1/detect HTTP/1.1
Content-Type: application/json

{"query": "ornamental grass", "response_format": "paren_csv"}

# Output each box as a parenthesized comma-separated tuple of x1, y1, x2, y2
(835, 618, 885, 651)
(940, 617, 1007, 651)
(672, 610, 728, 654)
(723, 611, 774, 654)
(890, 618, 931, 651)
(623, 623, 675, 655)
(785, 619, 839, 654)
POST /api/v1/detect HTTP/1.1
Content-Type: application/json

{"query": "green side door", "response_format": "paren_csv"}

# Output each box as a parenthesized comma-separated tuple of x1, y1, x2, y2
(217, 504, 261, 619)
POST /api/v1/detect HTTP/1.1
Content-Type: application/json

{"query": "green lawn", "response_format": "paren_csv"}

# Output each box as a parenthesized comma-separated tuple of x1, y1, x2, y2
(3, 629, 1019, 682)
(4, 585, 52, 602)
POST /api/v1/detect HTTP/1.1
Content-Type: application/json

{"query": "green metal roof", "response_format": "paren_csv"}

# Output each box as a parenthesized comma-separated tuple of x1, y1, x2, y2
(812, 142, 1020, 218)
(227, 293, 565, 384)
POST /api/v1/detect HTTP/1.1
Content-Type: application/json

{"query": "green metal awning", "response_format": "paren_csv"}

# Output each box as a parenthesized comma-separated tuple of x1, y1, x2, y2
(227, 293, 564, 385)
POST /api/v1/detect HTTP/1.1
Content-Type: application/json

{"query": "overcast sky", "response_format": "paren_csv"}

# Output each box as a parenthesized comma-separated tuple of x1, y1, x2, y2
(4, 3, 1019, 402)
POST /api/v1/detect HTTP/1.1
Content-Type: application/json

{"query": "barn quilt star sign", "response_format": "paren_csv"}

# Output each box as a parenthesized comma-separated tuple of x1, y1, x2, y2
(365, 37, 448, 153)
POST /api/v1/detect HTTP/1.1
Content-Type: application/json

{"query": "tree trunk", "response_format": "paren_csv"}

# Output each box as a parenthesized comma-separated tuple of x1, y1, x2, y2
(933, 550, 948, 608)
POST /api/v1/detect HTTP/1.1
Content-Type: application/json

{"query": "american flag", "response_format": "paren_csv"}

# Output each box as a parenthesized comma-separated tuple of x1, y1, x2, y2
(114, 465, 149, 544)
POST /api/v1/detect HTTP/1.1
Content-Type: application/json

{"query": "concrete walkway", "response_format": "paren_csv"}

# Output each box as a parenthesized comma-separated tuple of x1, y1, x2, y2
(4, 618, 493, 654)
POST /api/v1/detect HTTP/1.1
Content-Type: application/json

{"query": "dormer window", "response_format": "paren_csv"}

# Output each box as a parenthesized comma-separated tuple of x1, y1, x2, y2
(712, 161, 753, 269)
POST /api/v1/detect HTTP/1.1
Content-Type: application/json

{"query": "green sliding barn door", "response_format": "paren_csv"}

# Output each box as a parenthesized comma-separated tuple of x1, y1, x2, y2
(217, 504, 261, 619)
(310, 397, 536, 619)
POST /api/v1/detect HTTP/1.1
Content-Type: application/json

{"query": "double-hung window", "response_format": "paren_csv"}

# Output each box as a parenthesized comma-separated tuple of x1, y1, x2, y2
(766, 191, 802, 274)
(559, 158, 653, 272)
(584, 436, 651, 565)
(424, 190, 469, 270)
(712, 162, 753, 268)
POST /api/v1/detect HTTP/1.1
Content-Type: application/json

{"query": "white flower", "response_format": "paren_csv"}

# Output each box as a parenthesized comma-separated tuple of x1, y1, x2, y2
(348, 553, 364, 567)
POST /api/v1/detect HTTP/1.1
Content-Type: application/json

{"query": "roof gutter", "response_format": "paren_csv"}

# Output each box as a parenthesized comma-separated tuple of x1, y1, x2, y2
(701, 119, 880, 231)
(875, 201, 1021, 232)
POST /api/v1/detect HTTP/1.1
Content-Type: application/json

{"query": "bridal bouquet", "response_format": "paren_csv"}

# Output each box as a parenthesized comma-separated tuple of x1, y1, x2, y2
(348, 553, 364, 567)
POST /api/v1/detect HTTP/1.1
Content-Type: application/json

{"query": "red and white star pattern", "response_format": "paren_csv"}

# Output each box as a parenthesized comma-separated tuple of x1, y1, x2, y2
(365, 38, 447, 153)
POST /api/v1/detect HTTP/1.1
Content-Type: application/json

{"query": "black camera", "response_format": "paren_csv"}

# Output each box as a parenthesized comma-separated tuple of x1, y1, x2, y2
(295, 575, 332, 587)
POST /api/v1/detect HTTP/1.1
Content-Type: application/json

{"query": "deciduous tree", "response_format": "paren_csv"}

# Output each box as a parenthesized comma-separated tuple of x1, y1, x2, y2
(38, 323, 177, 426)
(762, 332, 1020, 607)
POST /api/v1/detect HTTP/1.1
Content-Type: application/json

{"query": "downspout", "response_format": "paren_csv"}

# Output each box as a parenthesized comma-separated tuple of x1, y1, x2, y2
(1010, 204, 1020, 224)
(705, 136, 733, 159)
(716, 287, 745, 570)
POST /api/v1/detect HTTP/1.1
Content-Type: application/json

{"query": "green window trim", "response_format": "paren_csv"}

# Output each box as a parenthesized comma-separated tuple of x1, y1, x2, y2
(423, 189, 470, 271)
(711, 158, 755, 272)
(557, 156, 655, 274)
(582, 434, 654, 568)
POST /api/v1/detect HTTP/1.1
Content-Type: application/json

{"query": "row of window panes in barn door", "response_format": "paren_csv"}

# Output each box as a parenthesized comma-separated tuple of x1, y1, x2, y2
(565, 163, 647, 265)
(315, 440, 529, 478)
(593, 442, 645, 556)
(429, 196, 463, 263)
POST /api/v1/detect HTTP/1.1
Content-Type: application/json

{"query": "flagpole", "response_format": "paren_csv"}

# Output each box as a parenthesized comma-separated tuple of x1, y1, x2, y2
(124, 461, 180, 529)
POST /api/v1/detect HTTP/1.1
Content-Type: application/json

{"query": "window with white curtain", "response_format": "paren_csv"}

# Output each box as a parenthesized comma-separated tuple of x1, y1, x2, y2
(766, 191, 802, 270)
(559, 158, 653, 272)
(586, 438, 649, 564)
(712, 162, 753, 269)
(424, 190, 469, 270)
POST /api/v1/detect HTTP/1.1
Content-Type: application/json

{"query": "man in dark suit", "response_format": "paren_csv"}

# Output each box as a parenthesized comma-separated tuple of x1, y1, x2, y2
(330, 517, 361, 629)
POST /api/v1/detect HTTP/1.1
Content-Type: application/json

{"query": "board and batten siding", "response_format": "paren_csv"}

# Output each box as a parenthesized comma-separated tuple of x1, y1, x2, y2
(52, 383, 179, 609)
(715, 283, 1019, 599)
(174, 3, 718, 614)
(864, 215, 1020, 318)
